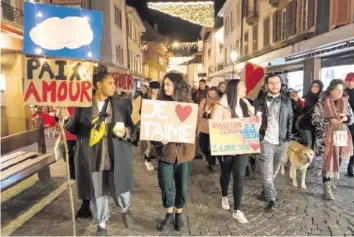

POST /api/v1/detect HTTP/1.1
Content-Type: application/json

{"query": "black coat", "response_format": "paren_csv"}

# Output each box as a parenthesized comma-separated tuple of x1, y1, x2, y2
(65, 95, 134, 200)
(254, 95, 294, 144)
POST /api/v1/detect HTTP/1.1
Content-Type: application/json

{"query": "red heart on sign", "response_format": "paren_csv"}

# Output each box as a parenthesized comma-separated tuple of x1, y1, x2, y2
(175, 105, 192, 123)
(245, 63, 265, 94)
(250, 143, 260, 151)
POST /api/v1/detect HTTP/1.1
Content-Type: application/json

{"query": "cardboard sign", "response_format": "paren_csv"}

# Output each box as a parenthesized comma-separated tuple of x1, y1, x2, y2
(23, 57, 93, 107)
(131, 95, 142, 125)
(243, 62, 266, 100)
(140, 100, 198, 144)
(23, 2, 102, 60)
(209, 117, 261, 156)
(112, 72, 133, 92)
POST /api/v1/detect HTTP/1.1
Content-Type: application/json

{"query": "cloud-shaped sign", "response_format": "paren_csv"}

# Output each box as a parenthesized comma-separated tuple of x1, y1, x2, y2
(30, 16, 93, 50)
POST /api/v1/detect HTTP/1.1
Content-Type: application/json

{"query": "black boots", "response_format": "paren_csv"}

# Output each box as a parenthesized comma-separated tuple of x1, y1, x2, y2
(157, 213, 184, 231)
(265, 200, 276, 212)
(76, 200, 92, 219)
(348, 157, 354, 177)
(174, 213, 184, 231)
(157, 213, 174, 231)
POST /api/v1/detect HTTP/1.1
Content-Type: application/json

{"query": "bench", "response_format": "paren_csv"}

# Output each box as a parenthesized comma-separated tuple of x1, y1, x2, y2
(0, 118, 57, 192)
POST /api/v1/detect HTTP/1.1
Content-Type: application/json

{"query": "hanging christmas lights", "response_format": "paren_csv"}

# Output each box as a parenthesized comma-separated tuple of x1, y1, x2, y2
(147, 1, 215, 28)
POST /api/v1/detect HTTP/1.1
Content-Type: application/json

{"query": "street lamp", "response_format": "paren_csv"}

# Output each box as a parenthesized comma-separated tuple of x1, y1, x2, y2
(230, 50, 238, 79)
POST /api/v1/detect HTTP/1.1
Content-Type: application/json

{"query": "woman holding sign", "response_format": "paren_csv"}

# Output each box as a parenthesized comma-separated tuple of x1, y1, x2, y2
(152, 72, 195, 232)
(212, 79, 259, 224)
(57, 71, 135, 236)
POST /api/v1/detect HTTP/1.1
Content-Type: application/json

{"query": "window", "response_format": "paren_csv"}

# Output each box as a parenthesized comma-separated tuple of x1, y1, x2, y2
(244, 32, 249, 55)
(231, 11, 234, 31)
(115, 6, 122, 28)
(225, 48, 228, 64)
(236, 3, 241, 25)
(301, 0, 308, 31)
(252, 25, 258, 51)
(263, 17, 270, 47)
(127, 49, 131, 69)
(236, 40, 240, 54)
(281, 8, 287, 40)
(116, 46, 120, 65)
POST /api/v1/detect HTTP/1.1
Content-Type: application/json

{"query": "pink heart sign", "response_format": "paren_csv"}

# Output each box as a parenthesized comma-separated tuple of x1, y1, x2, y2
(175, 104, 192, 123)
(250, 143, 260, 151)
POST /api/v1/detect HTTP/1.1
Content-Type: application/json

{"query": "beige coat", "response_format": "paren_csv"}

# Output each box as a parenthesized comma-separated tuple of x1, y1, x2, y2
(212, 95, 255, 119)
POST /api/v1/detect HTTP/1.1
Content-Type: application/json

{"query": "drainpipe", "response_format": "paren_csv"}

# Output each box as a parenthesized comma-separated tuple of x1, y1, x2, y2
(240, 0, 244, 59)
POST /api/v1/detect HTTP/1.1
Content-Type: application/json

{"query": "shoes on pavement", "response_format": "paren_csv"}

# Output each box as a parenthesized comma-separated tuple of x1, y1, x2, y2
(221, 197, 230, 210)
(145, 160, 154, 171)
(96, 226, 107, 236)
(264, 201, 276, 212)
(122, 210, 132, 228)
(232, 210, 248, 224)
(75, 201, 92, 219)
(174, 212, 184, 231)
(157, 213, 174, 231)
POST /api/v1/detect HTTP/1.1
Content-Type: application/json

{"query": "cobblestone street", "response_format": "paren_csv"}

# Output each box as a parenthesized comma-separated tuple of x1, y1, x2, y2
(1, 139, 354, 236)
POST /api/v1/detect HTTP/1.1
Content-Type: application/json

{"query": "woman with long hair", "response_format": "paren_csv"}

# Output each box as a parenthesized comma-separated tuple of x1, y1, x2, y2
(299, 80, 323, 149)
(312, 79, 353, 200)
(153, 72, 195, 231)
(197, 87, 220, 171)
(212, 79, 258, 223)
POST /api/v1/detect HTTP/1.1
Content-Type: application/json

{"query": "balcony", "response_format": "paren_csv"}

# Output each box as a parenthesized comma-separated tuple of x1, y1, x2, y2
(1, 1, 24, 25)
(269, 0, 282, 8)
(246, 11, 259, 25)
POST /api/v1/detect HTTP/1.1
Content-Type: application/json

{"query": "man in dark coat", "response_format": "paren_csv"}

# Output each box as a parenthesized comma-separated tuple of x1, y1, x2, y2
(57, 71, 135, 236)
(345, 72, 354, 177)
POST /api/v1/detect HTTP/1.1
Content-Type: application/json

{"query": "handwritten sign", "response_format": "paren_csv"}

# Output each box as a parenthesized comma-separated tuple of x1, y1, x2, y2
(23, 57, 93, 107)
(111, 72, 133, 92)
(140, 100, 198, 144)
(209, 117, 261, 156)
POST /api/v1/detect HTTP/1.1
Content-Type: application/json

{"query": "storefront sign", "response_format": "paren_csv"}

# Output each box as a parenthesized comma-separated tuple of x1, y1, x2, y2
(23, 57, 93, 107)
(209, 117, 261, 156)
(111, 72, 134, 92)
(140, 100, 198, 144)
(23, 1, 102, 61)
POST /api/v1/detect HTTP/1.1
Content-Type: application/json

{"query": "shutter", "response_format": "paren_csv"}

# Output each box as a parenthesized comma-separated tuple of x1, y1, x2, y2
(276, 10, 282, 41)
(336, 0, 351, 27)
(330, 0, 351, 29)
(290, 0, 297, 35)
(286, 3, 291, 38)
(307, 0, 315, 29)
(272, 11, 277, 43)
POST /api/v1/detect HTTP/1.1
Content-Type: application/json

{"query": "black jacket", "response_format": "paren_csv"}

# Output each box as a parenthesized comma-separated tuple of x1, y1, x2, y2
(254, 94, 294, 144)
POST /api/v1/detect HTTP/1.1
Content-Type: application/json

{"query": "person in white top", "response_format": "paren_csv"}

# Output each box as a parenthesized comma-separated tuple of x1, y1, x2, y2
(212, 79, 261, 224)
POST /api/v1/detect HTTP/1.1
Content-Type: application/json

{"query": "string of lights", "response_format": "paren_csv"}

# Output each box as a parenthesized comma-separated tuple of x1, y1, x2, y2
(147, 1, 215, 28)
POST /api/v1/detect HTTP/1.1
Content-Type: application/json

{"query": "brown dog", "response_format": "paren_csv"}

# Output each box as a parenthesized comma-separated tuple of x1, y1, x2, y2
(280, 141, 314, 189)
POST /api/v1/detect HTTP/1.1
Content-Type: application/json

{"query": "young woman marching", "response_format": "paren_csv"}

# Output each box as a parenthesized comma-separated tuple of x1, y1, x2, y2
(197, 86, 220, 171)
(212, 79, 259, 223)
(153, 72, 195, 231)
(57, 70, 135, 236)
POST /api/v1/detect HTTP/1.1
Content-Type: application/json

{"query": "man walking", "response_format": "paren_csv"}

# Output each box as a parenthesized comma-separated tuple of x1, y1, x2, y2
(254, 73, 293, 211)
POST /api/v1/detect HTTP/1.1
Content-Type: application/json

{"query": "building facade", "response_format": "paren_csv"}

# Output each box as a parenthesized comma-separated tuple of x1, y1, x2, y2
(210, 0, 354, 95)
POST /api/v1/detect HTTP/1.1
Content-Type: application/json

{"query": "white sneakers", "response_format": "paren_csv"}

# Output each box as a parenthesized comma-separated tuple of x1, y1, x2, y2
(221, 197, 230, 210)
(145, 161, 154, 171)
(221, 197, 249, 224)
(232, 210, 249, 224)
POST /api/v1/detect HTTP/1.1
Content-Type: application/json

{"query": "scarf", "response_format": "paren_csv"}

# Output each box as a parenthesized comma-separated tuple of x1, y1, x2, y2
(91, 98, 113, 172)
(323, 95, 353, 178)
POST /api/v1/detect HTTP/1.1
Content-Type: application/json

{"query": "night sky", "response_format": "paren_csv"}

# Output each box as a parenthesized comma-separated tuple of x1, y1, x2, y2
(126, 0, 226, 41)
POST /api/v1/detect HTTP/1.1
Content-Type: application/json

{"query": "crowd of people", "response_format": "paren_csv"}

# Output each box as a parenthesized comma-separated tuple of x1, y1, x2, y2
(55, 67, 354, 235)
